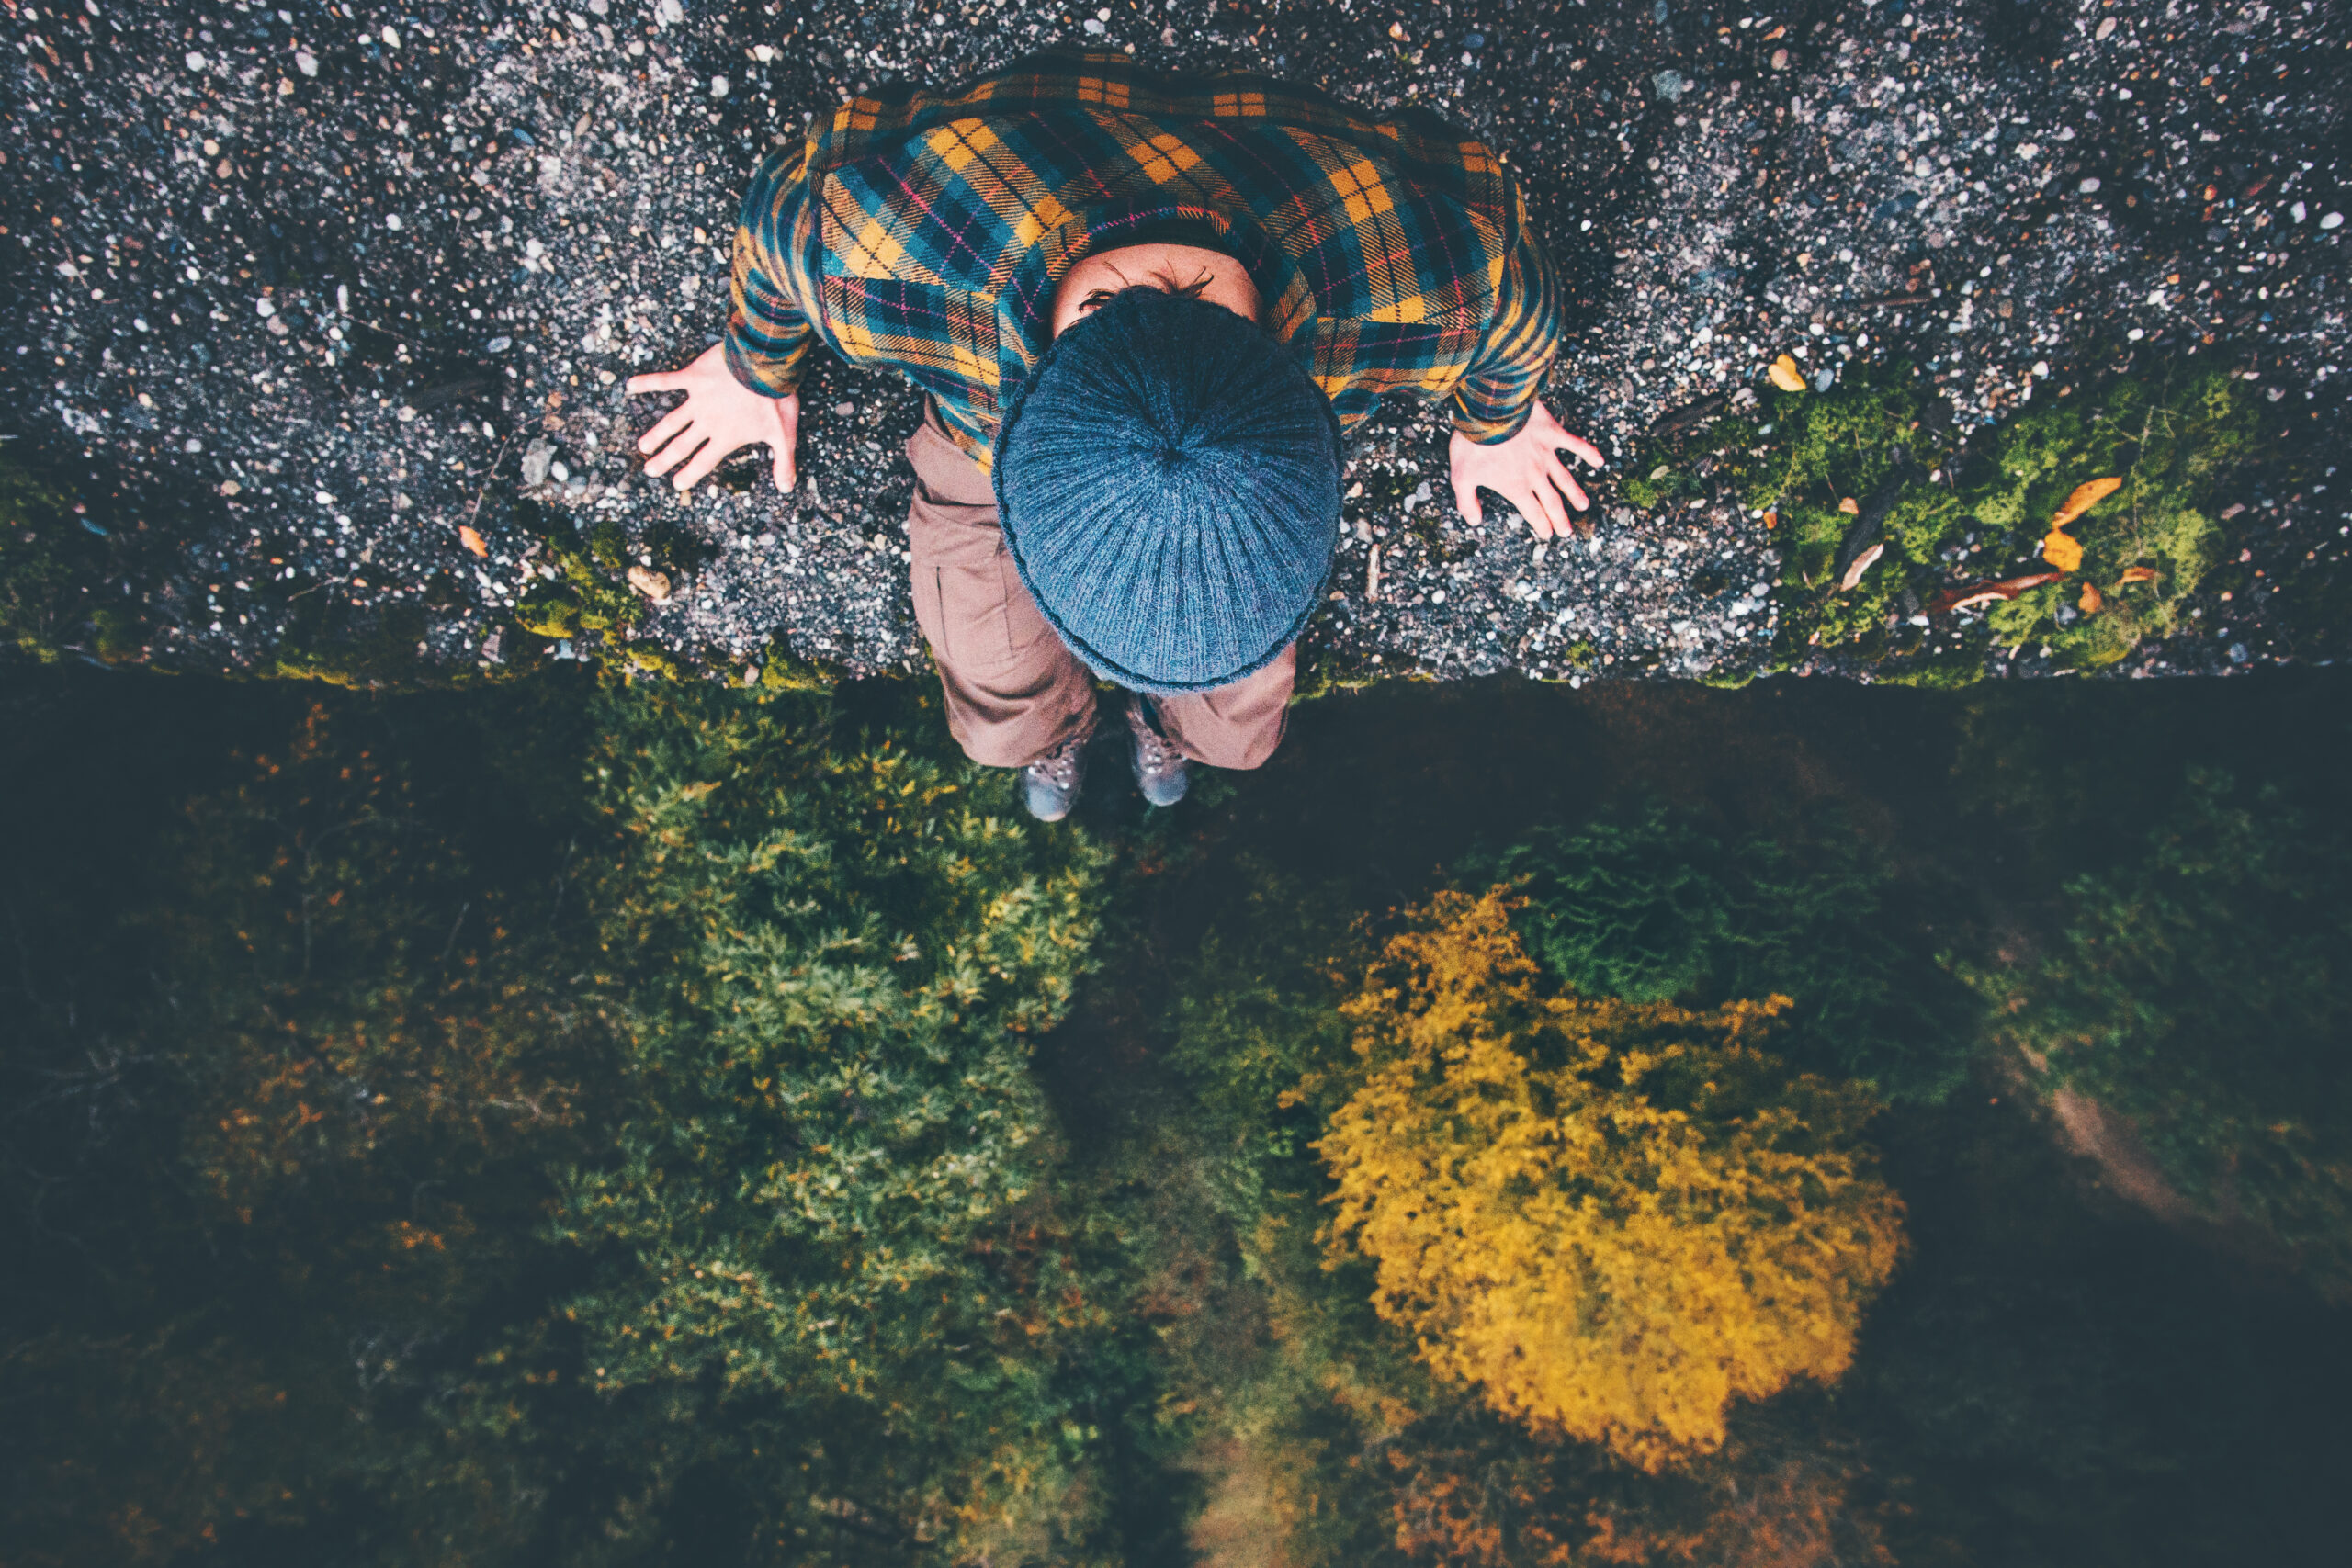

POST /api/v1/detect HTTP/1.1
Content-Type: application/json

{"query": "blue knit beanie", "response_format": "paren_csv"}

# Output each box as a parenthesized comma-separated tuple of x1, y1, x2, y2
(994, 287, 1342, 694)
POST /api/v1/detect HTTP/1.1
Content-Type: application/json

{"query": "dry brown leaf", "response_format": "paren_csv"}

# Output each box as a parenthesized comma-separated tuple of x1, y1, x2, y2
(2078, 581, 2104, 615)
(627, 565, 673, 602)
(1767, 355, 1807, 393)
(2117, 565, 2161, 585)
(1838, 541, 1884, 592)
(1925, 571, 2066, 616)
(2041, 530, 2085, 573)
(1762, 508, 1780, 530)
(1838, 496, 1860, 515)
(458, 525, 489, 558)
(2047, 476, 2122, 532)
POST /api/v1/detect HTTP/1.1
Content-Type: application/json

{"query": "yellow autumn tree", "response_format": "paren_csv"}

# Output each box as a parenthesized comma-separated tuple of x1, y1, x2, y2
(1314, 890, 1905, 1472)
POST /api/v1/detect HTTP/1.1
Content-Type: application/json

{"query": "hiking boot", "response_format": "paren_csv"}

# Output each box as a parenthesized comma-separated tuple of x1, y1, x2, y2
(1018, 724, 1091, 823)
(1125, 695, 1191, 808)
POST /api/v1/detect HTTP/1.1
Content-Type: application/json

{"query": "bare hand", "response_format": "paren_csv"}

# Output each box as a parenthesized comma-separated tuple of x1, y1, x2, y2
(628, 343, 799, 493)
(1448, 400, 1607, 540)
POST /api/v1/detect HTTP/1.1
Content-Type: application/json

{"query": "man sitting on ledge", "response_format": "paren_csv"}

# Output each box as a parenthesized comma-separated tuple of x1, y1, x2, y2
(630, 51, 1603, 821)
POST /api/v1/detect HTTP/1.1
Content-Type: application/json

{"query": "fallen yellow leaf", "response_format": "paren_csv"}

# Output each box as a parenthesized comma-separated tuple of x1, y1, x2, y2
(2041, 530, 2085, 572)
(1768, 355, 1807, 393)
(2078, 581, 2103, 614)
(1762, 508, 1780, 530)
(458, 525, 489, 558)
(2117, 565, 2161, 585)
(1838, 496, 1860, 515)
(2048, 477, 2122, 532)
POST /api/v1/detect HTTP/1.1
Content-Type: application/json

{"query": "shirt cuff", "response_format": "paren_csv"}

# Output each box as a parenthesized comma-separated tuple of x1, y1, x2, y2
(722, 326, 805, 399)
(1451, 400, 1538, 445)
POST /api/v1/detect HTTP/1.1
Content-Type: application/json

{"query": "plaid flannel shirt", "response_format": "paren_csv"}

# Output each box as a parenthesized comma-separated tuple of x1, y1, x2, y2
(725, 51, 1563, 470)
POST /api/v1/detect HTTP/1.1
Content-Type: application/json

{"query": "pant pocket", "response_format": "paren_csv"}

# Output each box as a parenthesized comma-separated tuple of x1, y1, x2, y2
(912, 538, 1050, 677)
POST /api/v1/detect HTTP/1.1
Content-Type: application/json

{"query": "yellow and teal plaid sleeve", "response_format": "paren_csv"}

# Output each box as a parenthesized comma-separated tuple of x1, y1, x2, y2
(723, 140, 816, 398)
(1450, 186, 1563, 443)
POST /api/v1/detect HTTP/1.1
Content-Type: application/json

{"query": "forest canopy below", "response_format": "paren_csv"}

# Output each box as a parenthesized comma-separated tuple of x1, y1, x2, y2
(3, 661, 2349, 1567)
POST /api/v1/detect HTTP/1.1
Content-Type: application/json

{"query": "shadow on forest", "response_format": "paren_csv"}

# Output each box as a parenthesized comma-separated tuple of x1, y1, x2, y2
(2, 663, 2346, 1566)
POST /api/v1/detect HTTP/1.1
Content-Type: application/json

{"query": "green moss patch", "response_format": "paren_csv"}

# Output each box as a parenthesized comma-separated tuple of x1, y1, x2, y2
(1963, 371, 2264, 670)
(272, 600, 433, 688)
(513, 506, 648, 649)
(752, 639, 843, 692)
(1631, 366, 2272, 682)
(0, 456, 120, 665)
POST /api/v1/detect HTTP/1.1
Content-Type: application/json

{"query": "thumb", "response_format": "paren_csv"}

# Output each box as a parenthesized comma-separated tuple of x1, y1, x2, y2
(1451, 472, 1485, 529)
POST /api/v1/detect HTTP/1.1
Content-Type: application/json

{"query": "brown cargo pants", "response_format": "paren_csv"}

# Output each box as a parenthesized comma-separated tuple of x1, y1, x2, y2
(902, 409, 1295, 772)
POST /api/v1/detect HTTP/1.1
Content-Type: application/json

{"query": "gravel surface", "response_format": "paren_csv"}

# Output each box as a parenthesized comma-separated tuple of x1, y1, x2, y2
(5, 0, 2347, 684)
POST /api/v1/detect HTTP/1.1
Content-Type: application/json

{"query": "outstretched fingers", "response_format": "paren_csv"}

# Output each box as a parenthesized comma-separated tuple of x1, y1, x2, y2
(1519, 476, 1568, 539)
(1450, 470, 1486, 530)
(1559, 431, 1606, 471)
(1542, 450, 1591, 513)
(643, 427, 707, 481)
(625, 368, 686, 396)
(638, 401, 695, 459)
(672, 436, 733, 493)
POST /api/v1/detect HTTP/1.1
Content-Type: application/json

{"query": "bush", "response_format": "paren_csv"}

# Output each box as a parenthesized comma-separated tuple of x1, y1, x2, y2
(545, 682, 1117, 1555)
(1966, 771, 2352, 1291)
(1315, 890, 1905, 1472)
(0, 687, 600, 1564)
(1475, 803, 1978, 1104)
